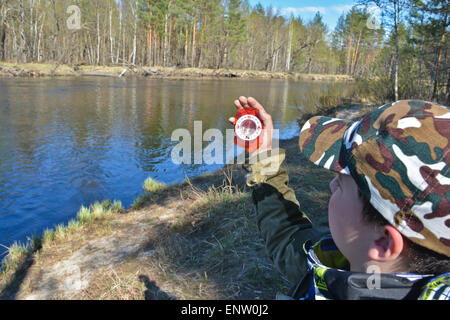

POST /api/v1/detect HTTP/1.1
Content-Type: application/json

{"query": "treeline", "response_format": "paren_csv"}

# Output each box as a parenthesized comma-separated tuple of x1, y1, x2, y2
(0, 0, 448, 103)
(0, 0, 341, 73)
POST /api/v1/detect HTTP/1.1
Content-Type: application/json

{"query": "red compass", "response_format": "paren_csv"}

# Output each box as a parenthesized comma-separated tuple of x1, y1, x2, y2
(234, 107, 264, 153)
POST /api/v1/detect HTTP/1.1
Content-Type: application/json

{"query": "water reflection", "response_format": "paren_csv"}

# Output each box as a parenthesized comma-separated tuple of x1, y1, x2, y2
(0, 77, 356, 252)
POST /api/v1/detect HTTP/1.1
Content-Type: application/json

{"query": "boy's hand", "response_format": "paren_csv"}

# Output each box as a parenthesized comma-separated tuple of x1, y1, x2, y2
(229, 96, 274, 156)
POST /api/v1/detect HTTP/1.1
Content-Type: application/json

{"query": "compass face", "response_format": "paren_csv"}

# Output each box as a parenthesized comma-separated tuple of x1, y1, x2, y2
(235, 115, 262, 141)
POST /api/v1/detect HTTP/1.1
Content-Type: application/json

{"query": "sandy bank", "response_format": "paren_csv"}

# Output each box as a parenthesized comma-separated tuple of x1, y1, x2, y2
(0, 62, 355, 82)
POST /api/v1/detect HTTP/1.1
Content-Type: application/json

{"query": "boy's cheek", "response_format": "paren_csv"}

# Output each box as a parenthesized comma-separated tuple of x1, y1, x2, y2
(329, 192, 365, 236)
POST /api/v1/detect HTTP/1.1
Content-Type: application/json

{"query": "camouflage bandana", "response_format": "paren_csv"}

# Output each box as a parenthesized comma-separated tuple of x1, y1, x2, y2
(299, 100, 450, 257)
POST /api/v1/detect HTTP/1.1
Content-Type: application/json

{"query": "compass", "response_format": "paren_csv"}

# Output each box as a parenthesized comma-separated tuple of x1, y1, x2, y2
(235, 114, 263, 141)
(233, 107, 264, 153)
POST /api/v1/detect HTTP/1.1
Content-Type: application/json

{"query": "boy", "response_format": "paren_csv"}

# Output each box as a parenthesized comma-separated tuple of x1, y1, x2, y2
(229, 97, 450, 300)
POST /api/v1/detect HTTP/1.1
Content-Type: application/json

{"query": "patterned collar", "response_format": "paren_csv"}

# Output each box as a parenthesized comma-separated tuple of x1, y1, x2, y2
(300, 238, 447, 300)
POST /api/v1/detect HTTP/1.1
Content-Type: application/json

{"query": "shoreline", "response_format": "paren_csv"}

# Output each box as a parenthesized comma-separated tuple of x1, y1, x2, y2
(0, 62, 355, 82)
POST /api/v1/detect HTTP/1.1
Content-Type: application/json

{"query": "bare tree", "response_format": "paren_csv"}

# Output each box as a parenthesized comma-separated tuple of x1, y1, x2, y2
(109, 1, 114, 64)
(130, 0, 138, 65)
(0, 0, 12, 61)
(285, 17, 293, 72)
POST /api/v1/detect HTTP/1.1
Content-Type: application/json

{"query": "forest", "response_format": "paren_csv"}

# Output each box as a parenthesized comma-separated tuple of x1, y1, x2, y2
(0, 0, 448, 103)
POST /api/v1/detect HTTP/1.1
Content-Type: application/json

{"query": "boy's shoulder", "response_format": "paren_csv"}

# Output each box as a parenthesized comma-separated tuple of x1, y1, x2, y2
(310, 236, 349, 271)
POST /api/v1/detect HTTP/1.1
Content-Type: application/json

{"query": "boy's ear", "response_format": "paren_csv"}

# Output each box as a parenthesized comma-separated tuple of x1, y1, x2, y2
(368, 225, 405, 262)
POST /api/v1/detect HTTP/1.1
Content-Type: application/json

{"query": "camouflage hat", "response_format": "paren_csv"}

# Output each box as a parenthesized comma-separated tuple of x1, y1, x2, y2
(299, 100, 450, 257)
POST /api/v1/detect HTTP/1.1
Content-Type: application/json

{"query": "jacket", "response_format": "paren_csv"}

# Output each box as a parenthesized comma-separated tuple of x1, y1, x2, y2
(244, 149, 450, 300)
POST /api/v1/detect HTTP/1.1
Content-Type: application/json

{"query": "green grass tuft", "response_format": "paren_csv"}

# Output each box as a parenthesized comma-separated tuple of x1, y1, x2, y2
(143, 178, 166, 193)
(0, 239, 39, 274)
(77, 205, 92, 224)
(110, 200, 124, 213)
(42, 228, 56, 244)
(131, 193, 151, 211)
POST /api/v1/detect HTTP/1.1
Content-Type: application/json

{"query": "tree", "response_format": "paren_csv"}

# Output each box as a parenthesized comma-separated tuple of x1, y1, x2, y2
(285, 16, 294, 72)
(223, 0, 246, 67)
(359, 0, 410, 100)
(404, 0, 449, 102)
(422, 0, 449, 100)
(304, 12, 328, 74)
(332, 6, 384, 77)
(0, 0, 12, 61)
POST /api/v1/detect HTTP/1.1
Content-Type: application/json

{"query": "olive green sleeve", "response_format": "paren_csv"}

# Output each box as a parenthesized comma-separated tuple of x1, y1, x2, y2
(245, 149, 324, 284)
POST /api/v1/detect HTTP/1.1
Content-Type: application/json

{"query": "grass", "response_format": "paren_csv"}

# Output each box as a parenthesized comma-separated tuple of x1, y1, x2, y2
(0, 185, 136, 276)
(83, 268, 148, 300)
(0, 62, 76, 76)
(0, 243, 31, 274)
(1, 199, 124, 274)
(127, 169, 291, 300)
(131, 193, 152, 211)
(76, 170, 290, 300)
(143, 178, 167, 193)
(0, 234, 41, 276)
(130, 178, 167, 210)
(0, 198, 127, 299)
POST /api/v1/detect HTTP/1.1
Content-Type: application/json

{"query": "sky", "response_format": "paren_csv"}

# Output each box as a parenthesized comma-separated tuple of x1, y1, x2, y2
(247, 0, 358, 31)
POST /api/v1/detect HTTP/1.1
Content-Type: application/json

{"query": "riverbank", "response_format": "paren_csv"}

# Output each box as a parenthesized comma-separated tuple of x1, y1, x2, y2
(0, 102, 374, 300)
(0, 62, 355, 81)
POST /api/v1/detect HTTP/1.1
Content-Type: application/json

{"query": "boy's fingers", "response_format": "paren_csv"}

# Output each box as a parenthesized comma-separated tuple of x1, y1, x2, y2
(248, 97, 271, 120)
(234, 100, 244, 110)
(229, 117, 236, 124)
(247, 97, 264, 112)
(239, 96, 249, 108)
(234, 96, 273, 128)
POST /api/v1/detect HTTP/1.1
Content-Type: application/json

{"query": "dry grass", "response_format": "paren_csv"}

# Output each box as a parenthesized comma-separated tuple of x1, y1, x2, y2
(146, 178, 288, 300)
(105, 169, 289, 300)
(80, 267, 148, 300)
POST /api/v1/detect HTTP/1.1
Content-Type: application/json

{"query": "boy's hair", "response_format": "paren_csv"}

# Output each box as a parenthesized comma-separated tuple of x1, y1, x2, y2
(360, 193, 450, 275)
